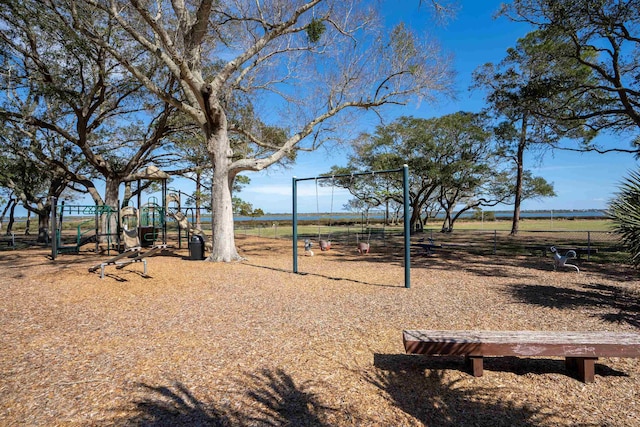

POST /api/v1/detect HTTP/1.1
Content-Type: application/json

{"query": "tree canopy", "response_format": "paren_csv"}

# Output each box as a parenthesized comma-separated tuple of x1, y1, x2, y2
(0, 0, 185, 239)
(327, 113, 555, 232)
(43, 0, 454, 261)
(500, 0, 640, 154)
(474, 30, 588, 234)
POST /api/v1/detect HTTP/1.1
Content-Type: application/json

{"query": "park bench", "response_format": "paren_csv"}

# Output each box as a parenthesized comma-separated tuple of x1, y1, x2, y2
(1, 232, 16, 249)
(403, 330, 640, 383)
(413, 237, 442, 255)
(525, 245, 598, 260)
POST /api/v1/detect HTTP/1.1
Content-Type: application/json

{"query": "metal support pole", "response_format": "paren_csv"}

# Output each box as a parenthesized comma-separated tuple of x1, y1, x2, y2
(403, 164, 411, 289)
(162, 179, 167, 244)
(94, 206, 100, 253)
(292, 176, 299, 273)
(50, 197, 57, 260)
(116, 199, 122, 255)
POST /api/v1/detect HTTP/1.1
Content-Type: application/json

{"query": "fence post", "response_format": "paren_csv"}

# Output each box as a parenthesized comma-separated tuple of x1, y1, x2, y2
(494, 230, 497, 255)
(587, 231, 591, 261)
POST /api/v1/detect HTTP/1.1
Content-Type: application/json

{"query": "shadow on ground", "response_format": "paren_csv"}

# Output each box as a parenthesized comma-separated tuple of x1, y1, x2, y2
(243, 261, 403, 288)
(112, 368, 334, 426)
(508, 283, 640, 328)
(374, 353, 626, 382)
(369, 354, 552, 427)
(109, 361, 572, 426)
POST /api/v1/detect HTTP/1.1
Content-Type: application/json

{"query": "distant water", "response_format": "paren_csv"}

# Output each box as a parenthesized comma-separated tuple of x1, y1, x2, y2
(234, 210, 608, 222)
(14, 209, 606, 222)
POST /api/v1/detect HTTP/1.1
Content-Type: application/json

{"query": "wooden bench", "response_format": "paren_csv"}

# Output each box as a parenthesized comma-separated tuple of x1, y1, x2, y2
(403, 330, 640, 383)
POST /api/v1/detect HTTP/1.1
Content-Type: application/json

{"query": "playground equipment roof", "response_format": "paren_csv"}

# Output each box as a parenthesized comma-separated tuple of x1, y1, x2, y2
(123, 166, 170, 182)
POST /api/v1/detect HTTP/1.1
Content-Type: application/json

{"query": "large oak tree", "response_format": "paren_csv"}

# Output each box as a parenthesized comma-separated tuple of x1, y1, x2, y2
(53, 0, 454, 261)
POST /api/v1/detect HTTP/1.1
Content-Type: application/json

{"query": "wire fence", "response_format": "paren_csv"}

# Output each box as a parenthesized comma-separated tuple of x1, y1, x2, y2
(233, 223, 627, 264)
(2, 213, 628, 264)
(419, 229, 623, 260)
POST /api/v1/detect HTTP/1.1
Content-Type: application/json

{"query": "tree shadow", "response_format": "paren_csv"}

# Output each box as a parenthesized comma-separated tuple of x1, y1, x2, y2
(243, 262, 403, 288)
(410, 249, 547, 279)
(375, 353, 625, 380)
(244, 368, 335, 426)
(508, 283, 640, 328)
(112, 369, 334, 426)
(115, 382, 235, 426)
(368, 354, 550, 426)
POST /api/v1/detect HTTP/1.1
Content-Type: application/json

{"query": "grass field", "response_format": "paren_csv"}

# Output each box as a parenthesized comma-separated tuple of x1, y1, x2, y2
(232, 218, 625, 264)
(236, 218, 615, 239)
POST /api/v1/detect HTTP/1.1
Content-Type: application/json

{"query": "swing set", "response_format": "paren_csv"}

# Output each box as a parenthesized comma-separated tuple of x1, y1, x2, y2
(292, 165, 411, 288)
(315, 176, 334, 252)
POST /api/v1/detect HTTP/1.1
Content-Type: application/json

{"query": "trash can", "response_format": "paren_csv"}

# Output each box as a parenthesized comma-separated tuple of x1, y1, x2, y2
(189, 234, 205, 260)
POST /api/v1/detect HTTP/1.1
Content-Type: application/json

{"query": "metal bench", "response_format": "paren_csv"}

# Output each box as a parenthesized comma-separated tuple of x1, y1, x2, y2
(403, 330, 640, 383)
(1, 232, 15, 249)
(525, 245, 598, 260)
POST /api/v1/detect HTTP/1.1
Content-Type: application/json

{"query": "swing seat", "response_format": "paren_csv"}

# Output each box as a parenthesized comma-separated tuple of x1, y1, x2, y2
(357, 242, 370, 254)
(320, 240, 331, 251)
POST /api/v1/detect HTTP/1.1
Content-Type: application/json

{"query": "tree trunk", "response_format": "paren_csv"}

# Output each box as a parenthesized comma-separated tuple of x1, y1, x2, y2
(385, 199, 390, 225)
(122, 182, 133, 208)
(7, 201, 16, 234)
(102, 178, 121, 243)
(195, 171, 203, 230)
(37, 210, 50, 243)
(510, 115, 527, 236)
(442, 208, 453, 232)
(410, 203, 422, 233)
(25, 210, 31, 235)
(0, 198, 14, 234)
(206, 123, 241, 262)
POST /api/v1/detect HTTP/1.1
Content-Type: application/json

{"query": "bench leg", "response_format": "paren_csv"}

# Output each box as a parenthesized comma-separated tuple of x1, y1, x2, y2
(566, 357, 597, 383)
(465, 356, 484, 377)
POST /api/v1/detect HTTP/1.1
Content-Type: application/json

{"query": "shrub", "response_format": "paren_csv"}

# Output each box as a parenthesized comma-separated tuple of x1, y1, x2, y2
(608, 169, 640, 268)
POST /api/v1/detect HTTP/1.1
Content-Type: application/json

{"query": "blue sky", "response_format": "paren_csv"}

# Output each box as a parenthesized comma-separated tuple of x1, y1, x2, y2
(238, 0, 639, 214)
(13, 1, 634, 218)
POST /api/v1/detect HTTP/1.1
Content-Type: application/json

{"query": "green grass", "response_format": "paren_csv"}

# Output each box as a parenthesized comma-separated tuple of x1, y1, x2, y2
(437, 218, 614, 232)
(234, 218, 615, 238)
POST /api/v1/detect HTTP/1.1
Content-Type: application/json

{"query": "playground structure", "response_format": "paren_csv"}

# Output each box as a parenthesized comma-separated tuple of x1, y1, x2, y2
(88, 223, 168, 279)
(51, 166, 209, 263)
(292, 165, 411, 288)
(50, 201, 118, 257)
(165, 192, 211, 250)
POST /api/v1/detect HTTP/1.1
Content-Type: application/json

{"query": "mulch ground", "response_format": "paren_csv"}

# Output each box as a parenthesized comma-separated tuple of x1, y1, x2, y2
(1, 235, 640, 426)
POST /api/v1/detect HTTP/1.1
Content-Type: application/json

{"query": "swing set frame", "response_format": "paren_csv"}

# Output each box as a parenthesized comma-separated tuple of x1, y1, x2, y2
(292, 165, 411, 288)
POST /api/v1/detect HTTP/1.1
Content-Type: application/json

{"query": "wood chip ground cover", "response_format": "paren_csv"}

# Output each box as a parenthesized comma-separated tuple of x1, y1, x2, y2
(1, 236, 639, 426)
